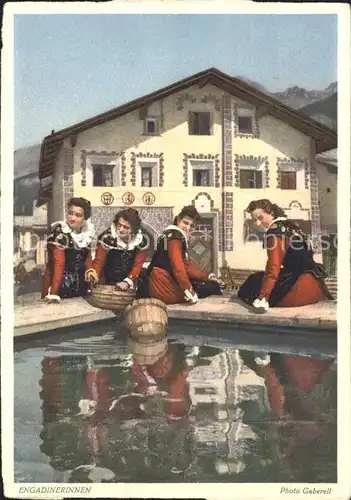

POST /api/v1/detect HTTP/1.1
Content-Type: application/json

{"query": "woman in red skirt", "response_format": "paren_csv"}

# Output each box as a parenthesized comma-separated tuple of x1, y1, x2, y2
(146, 205, 221, 304)
(238, 199, 332, 313)
(41, 197, 94, 303)
(86, 208, 149, 292)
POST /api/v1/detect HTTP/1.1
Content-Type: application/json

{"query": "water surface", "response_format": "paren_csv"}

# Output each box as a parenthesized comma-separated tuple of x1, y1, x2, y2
(14, 327, 337, 483)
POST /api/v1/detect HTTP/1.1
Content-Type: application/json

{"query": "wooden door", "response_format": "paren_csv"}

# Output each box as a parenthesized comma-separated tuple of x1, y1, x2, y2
(188, 217, 214, 275)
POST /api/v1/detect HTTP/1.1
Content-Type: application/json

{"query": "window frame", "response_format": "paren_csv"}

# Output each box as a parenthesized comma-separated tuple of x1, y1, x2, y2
(236, 107, 255, 136)
(144, 117, 158, 135)
(237, 116, 253, 134)
(238, 159, 265, 189)
(188, 159, 215, 187)
(188, 111, 212, 136)
(136, 158, 159, 188)
(280, 170, 297, 190)
(278, 161, 305, 190)
(86, 155, 121, 188)
(140, 166, 153, 187)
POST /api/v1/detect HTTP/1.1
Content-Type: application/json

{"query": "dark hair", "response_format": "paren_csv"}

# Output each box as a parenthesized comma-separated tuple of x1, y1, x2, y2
(67, 197, 91, 219)
(114, 208, 141, 234)
(173, 205, 200, 225)
(246, 199, 286, 219)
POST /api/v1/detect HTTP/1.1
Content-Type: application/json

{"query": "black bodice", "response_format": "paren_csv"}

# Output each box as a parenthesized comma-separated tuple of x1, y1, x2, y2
(151, 228, 187, 276)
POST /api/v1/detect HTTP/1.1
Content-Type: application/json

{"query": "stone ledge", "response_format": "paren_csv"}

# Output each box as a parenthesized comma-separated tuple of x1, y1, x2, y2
(14, 294, 337, 338)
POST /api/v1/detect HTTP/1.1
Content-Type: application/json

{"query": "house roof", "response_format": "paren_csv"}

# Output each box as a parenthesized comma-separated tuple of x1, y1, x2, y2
(39, 67, 337, 180)
(316, 148, 337, 168)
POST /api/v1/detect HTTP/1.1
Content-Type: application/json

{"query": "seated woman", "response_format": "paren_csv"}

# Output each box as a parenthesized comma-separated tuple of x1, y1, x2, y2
(238, 199, 332, 312)
(41, 197, 94, 302)
(86, 208, 148, 291)
(147, 205, 221, 304)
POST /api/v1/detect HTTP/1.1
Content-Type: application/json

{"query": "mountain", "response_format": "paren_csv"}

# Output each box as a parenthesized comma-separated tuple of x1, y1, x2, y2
(14, 144, 41, 215)
(236, 76, 337, 130)
(299, 92, 337, 125)
(14, 144, 41, 179)
(271, 83, 336, 110)
(236, 76, 337, 111)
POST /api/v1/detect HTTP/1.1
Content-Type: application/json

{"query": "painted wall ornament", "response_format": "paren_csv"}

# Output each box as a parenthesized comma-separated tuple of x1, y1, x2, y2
(101, 192, 114, 206)
(142, 192, 156, 206)
(122, 192, 135, 205)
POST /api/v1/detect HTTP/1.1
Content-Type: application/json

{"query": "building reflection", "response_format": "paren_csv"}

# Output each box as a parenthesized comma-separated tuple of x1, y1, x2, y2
(38, 337, 336, 482)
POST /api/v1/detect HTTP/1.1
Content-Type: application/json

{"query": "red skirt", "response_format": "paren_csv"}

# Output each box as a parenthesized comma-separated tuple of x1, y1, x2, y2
(277, 273, 326, 307)
(148, 268, 185, 305)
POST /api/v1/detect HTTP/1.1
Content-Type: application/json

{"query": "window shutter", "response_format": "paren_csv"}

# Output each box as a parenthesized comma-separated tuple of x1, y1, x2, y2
(281, 171, 296, 190)
(93, 165, 103, 186)
(240, 169, 250, 188)
(188, 112, 196, 134)
(256, 170, 262, 188)
(199, 112, 211, 135)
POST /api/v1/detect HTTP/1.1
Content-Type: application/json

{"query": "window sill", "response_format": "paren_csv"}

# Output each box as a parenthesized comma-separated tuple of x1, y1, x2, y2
(188, 134, 212, 137)
(236, 132, 255, 138)
(142, 133, 161, 137)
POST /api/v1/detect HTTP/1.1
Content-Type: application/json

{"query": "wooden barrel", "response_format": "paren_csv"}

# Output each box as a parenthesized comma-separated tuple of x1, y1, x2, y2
(128, 337, 168, 366)
(123, 298, 168, 343)
(87, 285, 135, 311)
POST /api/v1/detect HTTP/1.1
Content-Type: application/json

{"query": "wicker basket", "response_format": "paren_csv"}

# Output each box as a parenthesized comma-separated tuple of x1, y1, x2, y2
(87, 284, 136, 311)
(124, 298, 168, 342)
(128, 337, 168, 365)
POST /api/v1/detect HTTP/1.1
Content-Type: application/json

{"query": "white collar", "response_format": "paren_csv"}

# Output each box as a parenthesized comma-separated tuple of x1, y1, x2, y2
(164, 225, 189, 247)
(52, 219, 95, 248)
(110, 224, 143, 250)
(265, 217, 287, 233)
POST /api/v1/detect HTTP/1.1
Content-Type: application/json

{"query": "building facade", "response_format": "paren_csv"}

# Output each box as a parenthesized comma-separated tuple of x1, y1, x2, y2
(14, 201, 48, 268)
(38, 68, 336, 273)
(315, 149, 337, 278)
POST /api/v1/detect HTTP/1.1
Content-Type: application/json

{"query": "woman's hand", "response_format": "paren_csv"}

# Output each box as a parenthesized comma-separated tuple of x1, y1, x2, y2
(184, 288, 198, 304)
(116, 281, 130, 291)
(45, 294, 61, 304)
(208, 273, 219, 282)
(208, 273, 225, 288)
(252, 297, 269, 313)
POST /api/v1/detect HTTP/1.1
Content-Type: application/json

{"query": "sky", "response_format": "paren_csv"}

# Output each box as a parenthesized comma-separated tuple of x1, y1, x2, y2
(14, 14, 337, 150)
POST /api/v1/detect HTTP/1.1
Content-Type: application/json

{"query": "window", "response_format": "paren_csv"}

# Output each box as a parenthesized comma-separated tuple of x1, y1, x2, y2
(281, 171, 297, 190)
(189, 160, 214, 187)
(86, 154, 120, 187)
(137, 160, 158, 187)
(144, 118, 158, 135)
(141, 166, 152, 187)
(193, 170, 210, 187)
(240, 169, 262, 189)
(279, 161, 305, 190)
(238, 116, 253, 134)
(236, 107, 255, 135)
(92, 164, 114, 187)
(188, 112, 211, 135)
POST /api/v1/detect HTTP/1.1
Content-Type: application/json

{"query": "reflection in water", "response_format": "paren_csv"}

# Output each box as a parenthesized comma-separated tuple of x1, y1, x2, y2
(22, 334, 336, 483)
